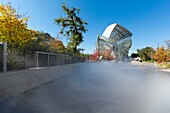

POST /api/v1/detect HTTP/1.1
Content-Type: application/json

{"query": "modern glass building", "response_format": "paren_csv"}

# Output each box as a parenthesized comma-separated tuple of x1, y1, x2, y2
(96, 23, 132, 60)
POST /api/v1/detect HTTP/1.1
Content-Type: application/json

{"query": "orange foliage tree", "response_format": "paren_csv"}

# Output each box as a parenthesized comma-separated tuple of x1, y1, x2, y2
(89, 49, 113, 61)
(49, 38, 65, 53)
(89, 50, 99, 61)
(152, 47, 170, 63)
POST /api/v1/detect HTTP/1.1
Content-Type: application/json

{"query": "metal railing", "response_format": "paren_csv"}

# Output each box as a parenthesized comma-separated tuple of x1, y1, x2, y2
(35, 51, 85, 67)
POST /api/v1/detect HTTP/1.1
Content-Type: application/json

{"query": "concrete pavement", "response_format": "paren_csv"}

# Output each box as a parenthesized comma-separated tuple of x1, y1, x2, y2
(0, 62, 170, 113)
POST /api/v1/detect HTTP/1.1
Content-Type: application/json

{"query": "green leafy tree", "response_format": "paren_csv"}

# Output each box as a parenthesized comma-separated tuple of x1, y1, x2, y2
(131, 53, 139, 58)
(80, 53, 90, 59)
(28, 31, 52, 52)
(55, 3, 88, 54)
(137, 47, 154, 61)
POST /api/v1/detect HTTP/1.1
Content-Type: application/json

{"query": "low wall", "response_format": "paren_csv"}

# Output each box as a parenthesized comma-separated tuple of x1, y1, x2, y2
(0, 64, 78, 99)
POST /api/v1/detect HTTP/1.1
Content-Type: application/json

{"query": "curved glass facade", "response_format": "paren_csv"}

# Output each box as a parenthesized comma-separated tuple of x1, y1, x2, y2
(96, 23, 132, 60)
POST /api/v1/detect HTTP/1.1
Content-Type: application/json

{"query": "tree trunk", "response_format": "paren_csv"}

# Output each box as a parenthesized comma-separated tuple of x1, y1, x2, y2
(73, 46, 77, 54)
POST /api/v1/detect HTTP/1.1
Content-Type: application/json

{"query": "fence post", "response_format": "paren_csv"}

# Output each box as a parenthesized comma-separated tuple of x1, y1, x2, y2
(55, 55, 57, 65)
(48, 54, 50, 66)
(36, 52, 39, 67)
(3, 42, 7, 72)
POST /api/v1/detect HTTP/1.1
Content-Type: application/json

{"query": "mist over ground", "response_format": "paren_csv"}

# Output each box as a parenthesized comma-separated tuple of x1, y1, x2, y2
(0, 62, 170, 113)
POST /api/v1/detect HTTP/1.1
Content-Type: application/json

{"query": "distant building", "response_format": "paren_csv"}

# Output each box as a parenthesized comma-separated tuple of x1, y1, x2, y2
(96, 23, 132, 60)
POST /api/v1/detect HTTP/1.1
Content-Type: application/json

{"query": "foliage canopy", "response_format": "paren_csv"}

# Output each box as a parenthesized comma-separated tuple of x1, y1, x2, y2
(137, 47, 154, 61)
(55, 3, 88, 54)
(0, 3, 32, 48)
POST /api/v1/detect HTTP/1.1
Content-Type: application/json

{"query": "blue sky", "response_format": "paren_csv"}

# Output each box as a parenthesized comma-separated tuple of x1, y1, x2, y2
(1, 0, 170, 54)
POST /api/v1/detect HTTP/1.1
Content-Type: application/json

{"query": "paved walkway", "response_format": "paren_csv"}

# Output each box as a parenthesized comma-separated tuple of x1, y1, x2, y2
(0, 62, 170, 113)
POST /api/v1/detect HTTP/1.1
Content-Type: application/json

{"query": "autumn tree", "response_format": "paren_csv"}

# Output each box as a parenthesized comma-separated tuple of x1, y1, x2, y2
(49, 38, 65, 53)
(0, 3, 35, 70)
(28, 31, 65, 53)
(89, 50, 100, 61)
(152, 47, 170, 63)
(55, 3, 88, 55)
(0, 3, 32, 49)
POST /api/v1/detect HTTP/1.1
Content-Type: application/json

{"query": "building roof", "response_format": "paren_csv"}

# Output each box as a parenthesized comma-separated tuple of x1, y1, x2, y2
(102, 23, 132, 40)
(102, 24, 117, 38)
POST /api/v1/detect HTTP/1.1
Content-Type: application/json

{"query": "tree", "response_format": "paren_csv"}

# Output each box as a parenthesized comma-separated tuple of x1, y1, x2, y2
(89, 51, 99, 61)
(55, 3, 88, 54)
(0, 3, 32, 49)
(165, 40, 170, 50)
(80, 53, 90, 59)
(152, 47, 170, 63)
(0, 3, 35, 70)
(28, 31, 66, 53)
(49, 38, 65, 53)
(137, 47, 154, 61)
(28, 31, 53, 52)
(131, 53, 139, 58)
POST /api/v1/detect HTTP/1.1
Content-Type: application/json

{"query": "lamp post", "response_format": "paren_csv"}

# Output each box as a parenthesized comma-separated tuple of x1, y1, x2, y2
(0, 42, 7, 72)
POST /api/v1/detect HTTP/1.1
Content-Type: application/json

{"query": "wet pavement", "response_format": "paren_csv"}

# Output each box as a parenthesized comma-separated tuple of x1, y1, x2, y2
(0, 62, 170, 113)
